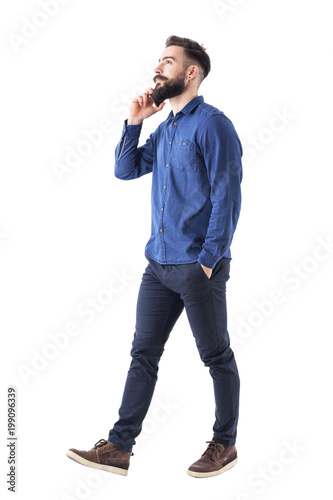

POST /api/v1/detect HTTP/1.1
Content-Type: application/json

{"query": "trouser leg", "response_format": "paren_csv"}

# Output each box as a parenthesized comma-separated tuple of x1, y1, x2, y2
(108, 260, 184, 452)
(175, 258, 240, 446)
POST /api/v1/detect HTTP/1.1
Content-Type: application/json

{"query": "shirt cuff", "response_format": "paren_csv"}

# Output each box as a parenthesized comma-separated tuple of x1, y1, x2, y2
(122, 119, 143, 138)
(197, 248, 219, 269)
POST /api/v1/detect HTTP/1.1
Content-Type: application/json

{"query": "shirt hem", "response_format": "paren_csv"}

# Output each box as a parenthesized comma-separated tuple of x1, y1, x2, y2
(144, 250, 198, 266)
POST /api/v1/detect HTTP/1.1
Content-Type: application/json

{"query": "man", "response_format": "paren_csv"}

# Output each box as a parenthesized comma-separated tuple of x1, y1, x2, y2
(67, 35, 243, 479)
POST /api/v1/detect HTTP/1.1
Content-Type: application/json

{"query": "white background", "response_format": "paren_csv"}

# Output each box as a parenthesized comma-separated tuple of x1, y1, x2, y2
(1, 0, 332, 499)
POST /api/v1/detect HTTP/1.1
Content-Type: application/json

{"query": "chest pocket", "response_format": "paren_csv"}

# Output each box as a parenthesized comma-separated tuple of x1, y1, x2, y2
(171, 139, 197, 172)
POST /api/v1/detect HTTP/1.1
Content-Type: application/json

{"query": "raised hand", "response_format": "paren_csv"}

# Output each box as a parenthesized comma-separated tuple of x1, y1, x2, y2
(128, 87, 165, 125)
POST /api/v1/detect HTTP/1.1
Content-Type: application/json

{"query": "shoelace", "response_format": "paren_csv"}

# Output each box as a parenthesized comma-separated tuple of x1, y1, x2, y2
(94, 439, 109, 448)
(93, 438, 134, 456)
(203, 440, 225, 457)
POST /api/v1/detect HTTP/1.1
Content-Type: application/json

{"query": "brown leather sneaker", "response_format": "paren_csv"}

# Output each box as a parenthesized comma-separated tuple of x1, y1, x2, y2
(66, 439, 133, 476)
(187, 440, 238, 478)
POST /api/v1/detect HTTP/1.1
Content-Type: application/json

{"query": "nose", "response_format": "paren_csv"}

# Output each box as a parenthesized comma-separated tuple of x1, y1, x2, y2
(154, 62, 163, 74)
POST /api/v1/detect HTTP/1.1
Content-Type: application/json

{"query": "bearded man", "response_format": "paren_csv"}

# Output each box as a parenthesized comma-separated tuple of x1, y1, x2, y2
(67, 35, 243, 479)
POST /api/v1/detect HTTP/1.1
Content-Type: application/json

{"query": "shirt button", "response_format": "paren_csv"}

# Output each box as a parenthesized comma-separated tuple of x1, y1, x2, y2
(183, 142, 186, 146)
(166, 164, 169, 167)
(164, 185, 166, 189)
(160, 229, 163, 232)
(161, 207, 164, 211)
(169, 141, 172, 145)
(174, 122, 177, 126)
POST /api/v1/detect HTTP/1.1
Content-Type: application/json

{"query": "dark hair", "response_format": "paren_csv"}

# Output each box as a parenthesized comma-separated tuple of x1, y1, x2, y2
(165, 35, 211, 81)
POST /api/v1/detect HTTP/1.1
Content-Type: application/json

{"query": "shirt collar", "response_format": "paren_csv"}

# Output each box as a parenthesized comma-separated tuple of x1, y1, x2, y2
(167, 95, 204, 119)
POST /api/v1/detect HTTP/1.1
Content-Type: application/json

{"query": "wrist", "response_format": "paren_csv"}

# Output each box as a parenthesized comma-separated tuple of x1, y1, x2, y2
(128, 117, 144, 126)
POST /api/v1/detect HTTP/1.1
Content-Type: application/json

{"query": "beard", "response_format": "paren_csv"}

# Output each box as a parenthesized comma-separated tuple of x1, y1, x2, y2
(151, 69, 187, 106)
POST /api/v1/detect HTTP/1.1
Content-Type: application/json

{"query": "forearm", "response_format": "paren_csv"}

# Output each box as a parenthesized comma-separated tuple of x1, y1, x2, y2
(199, 157, 242, 268)
(198, 199, 241, 269)
(114, 121, 153, 180)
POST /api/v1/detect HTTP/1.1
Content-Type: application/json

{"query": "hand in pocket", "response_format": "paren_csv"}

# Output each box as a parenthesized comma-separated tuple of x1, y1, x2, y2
(200, 263, 212, 279)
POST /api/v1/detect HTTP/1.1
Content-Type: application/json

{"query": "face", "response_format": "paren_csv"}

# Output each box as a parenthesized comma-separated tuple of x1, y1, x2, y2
(151, 45, 188, 106)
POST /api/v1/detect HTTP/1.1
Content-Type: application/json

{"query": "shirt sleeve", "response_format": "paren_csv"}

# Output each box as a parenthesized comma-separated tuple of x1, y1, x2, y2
(197, 113, 243, 269)
(114, 120, 155, 180)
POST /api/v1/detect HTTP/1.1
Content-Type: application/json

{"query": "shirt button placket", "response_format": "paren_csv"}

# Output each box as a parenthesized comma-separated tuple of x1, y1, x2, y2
(160, 120, 178, 262)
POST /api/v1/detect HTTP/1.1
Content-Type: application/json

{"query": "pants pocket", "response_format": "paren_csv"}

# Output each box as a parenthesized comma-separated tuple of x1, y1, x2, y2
(196, 261, 211, 280)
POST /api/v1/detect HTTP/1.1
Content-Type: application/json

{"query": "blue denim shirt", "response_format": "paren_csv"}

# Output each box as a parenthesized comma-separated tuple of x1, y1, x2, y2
(114, 95, 242, 269)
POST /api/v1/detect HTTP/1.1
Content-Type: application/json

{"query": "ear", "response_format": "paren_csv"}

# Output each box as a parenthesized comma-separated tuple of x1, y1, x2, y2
(188, 65, 200, 79)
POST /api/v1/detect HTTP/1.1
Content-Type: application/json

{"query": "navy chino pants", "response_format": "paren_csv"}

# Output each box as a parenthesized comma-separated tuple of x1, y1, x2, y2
(108, 253, 240, 452)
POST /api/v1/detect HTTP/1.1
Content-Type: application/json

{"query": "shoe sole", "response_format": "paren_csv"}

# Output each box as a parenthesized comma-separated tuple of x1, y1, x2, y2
(66, 450, 128, 476)
(187, 457, 238, 478)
